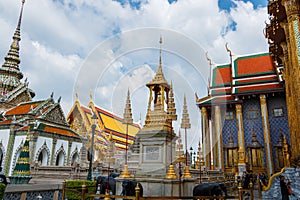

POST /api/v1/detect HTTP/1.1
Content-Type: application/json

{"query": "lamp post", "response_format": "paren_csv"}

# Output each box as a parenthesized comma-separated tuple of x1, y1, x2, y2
(87, 112, 97, 181)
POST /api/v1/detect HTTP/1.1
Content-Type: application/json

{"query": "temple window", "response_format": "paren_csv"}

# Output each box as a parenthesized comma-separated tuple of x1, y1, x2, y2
(37, 149, 48, 166)
(55, 151, 65, 166)
(274, 133, 284, 171)
(247, 130, 264, 170)
(247, 110, 258, 120)
(224, 132, 238, 169)
(273, 108, 284, 117)
(225, 111, 234, 120)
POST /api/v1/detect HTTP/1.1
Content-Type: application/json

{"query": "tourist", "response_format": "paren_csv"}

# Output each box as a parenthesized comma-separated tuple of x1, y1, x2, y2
(280, 175, 291, 200)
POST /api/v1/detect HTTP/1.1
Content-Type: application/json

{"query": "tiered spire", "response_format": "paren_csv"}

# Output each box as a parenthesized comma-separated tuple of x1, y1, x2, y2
(0, 0, 25, 94)
(146, 36, 170, 88)
(123, 89, 133, 124)
(120, 89, 133, 178)
(181, 95, 191, 129)
(181, 94, 192, 178)
(176, 130, 184, 157)
(167, 81, 177, 121)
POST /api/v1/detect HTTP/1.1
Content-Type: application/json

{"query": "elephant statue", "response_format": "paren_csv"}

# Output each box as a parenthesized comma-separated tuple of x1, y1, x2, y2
(193, 182, 227, 198)
(96, 173, 119, 200)
(121, 179, 143, 197)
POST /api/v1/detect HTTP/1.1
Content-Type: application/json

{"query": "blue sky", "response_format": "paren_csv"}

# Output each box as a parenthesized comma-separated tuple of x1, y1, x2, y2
(0, 0, 269, 148)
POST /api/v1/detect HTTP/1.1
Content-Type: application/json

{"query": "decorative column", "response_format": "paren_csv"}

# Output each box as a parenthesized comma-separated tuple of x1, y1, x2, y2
(235, 104, 246, 176)
(181, 95, 192, 178)
(50, 138, 57, 165)
(281, 0, 300, 158)
(4, 124, 17, 175)
(201, 107, 211, 169)
(29, 131, 38, 164)
(120, 89, 133, 178)
(67, 140, 72, 165)
(165, 81, 177, 179)
(215, 106, 224, 171)
(259, 94, 274, 176)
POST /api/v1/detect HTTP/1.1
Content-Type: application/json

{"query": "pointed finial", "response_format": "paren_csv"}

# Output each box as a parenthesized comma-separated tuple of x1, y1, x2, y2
(50, 92, 54, 99)
(89, 89, 93, 103)
(225, 43, 233, 57)
(75, 87, 79, 102)
(159, 35, 163, 67)
(195, 92, 199, 101)
(58, 96, 61, 103)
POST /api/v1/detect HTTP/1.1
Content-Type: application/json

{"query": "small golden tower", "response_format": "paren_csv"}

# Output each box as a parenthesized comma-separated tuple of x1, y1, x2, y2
(181, 95, 192, 178)
(120, 89, 133, 178)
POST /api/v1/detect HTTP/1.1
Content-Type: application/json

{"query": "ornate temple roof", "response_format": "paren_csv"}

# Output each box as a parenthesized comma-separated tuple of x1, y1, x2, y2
(0, 95, 79, 140)
(197, 52, 284, 107)
(67, 96, 141, 151)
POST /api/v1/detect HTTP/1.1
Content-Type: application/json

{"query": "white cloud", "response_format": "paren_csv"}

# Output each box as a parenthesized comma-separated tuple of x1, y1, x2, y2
(0, 0, 269, 148)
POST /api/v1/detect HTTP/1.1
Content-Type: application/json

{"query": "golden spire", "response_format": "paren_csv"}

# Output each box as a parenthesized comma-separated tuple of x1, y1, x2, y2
(89, 89, 93, 103)
(167, 81, 177, 121)
(123, 88, 133, 124)
(0, 0, 26, 94)
(181, 95, 191, 129)
(146, 36, 170, 88)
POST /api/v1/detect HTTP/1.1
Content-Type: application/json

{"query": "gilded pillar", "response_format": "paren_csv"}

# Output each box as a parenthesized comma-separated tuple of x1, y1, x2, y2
(215, 106, 224, 170)
(281, 0, 300, 158)
(259, 94, 274, 176)
(51, 138, 57, 165)
(201, 107, 211, 168)
(235, 104, 246, 176)
(211, 107, 217, 170)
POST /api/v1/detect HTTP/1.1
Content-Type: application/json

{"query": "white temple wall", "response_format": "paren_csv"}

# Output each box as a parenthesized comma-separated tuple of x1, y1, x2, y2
(0, 129, 10, 169)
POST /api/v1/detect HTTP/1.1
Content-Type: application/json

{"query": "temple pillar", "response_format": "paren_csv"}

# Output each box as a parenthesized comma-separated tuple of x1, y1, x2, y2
(67, 140, 72, 165)
(50, 138, 57, 165)
(201, 107, 211, 169)
(4, 124, 16, 175)
(211, 107, 217, 170)
(29, 132, 38, 164)
(260, 94, 274, 176)
(215, 106, 224, 171)
(235, 104, 246, 176)
(281, 0, 300, 158)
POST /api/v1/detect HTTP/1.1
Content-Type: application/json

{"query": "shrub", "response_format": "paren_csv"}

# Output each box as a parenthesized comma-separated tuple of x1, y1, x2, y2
(0, 183, 6, 199)
(65, 180, 96, 200)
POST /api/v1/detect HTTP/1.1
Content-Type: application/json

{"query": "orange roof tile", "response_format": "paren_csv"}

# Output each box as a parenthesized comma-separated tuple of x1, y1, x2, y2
(43, 126, 79, 138)
(234, 54, 275, 77)
(6, 102, 41, 116)
(213, 65, 231, 86)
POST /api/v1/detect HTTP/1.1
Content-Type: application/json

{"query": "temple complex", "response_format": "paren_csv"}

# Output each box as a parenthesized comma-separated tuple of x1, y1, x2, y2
(196, 52, 290, 177)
